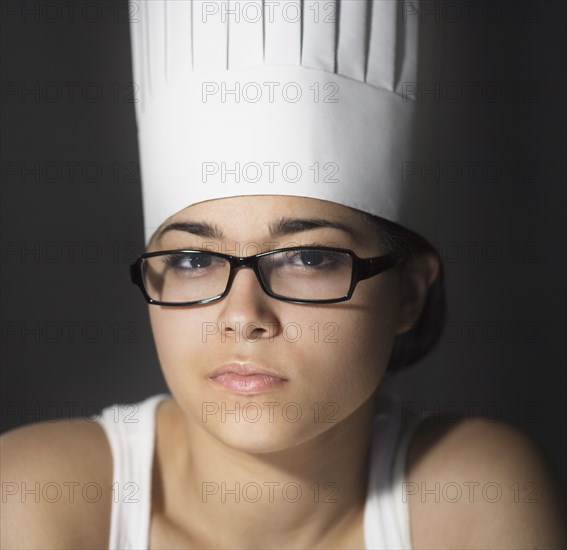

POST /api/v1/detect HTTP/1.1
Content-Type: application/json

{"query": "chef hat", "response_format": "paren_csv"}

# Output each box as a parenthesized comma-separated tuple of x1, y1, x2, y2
(129, 0, 441, 247)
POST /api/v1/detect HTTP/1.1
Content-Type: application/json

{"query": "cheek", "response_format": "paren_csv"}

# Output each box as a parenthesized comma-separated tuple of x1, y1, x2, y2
(148, 307, 196, 401)
(349, 280, 400, 366)
(148, 306, 210, 372)
(305, 281, 399, 410)
(148, 306, 221, 429)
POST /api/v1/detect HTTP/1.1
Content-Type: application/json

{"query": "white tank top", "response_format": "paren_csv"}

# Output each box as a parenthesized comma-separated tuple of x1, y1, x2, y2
(95, 392, 421, 549)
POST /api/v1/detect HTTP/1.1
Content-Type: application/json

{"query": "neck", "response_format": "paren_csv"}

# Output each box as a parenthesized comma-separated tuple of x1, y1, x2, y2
(157, 395, 378, 549)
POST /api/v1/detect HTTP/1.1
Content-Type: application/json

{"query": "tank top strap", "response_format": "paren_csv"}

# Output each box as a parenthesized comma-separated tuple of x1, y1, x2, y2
(364, 394, 423, 550)
(94, 393, 171, 550)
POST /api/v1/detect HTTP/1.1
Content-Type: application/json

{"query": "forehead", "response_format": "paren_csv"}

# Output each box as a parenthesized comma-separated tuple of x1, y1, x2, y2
(144, 196, 391, 259)
(174, 195, 362, 221)
(152, 195, 373, 244)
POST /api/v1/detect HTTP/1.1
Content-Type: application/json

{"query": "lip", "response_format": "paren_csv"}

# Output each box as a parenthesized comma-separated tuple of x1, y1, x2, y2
(208, 362, 288, 380)
(208, 362, 288, 394)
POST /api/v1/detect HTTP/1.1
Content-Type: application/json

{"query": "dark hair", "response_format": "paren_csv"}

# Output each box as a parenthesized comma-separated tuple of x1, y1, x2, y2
(359, 211, 447, 371)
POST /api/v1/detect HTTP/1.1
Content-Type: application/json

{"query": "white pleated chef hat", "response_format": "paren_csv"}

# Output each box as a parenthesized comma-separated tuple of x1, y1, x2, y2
(129, 0, 441, 247)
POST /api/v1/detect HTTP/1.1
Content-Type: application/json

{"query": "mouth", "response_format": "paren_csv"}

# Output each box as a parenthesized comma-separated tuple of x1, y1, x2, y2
(208, 362, 288, 394)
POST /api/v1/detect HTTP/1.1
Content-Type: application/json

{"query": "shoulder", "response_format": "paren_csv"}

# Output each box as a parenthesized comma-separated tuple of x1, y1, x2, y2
(405, 415, 567, 549)
(0, 417, 112, 549)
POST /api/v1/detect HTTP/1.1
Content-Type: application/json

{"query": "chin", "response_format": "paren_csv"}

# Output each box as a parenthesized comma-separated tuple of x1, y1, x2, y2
(206, 417, 329, 455)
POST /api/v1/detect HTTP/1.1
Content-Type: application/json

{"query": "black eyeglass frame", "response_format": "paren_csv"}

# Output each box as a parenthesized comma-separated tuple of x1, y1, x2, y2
(130, 246, 406, 306)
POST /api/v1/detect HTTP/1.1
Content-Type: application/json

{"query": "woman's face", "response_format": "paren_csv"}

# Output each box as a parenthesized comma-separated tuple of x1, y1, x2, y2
(146, 195, 407, 453)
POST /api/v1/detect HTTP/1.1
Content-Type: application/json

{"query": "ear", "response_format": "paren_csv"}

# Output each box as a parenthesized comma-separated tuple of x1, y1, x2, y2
(396, 251, 440, 335)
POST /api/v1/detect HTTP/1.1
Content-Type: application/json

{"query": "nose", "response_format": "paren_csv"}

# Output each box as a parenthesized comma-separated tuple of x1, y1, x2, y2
(218, 262, 280, 340)
(225, 263, 268, 299)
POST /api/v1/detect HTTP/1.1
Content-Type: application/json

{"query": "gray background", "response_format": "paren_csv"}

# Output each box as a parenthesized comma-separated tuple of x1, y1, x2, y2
(2, 0, 566, 487)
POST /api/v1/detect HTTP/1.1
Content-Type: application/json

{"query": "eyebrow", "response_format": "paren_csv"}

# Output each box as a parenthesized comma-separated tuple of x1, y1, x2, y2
(156, 216, 363, 243)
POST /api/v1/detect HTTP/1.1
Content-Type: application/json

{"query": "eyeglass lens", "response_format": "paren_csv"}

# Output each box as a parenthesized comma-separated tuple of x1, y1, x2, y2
(141, 249, 353, 303)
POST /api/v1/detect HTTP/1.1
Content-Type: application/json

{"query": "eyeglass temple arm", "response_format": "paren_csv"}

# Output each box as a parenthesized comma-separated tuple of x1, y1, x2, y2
(130, 261, 142, 285)
(356, 254, 404, 281)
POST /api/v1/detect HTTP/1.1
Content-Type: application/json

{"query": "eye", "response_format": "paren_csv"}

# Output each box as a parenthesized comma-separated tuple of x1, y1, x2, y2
(285, 250, 343, 270)
(295, 250, 324, 266)
(163, 253, 219, 271)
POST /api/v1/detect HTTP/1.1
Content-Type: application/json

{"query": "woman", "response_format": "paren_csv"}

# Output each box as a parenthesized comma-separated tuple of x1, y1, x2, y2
(2, 194, 566, 549)
(2, 1, 566, 548)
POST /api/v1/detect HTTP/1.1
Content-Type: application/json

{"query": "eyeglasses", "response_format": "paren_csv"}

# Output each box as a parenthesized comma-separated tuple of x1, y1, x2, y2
(130, 246, 405, 306)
